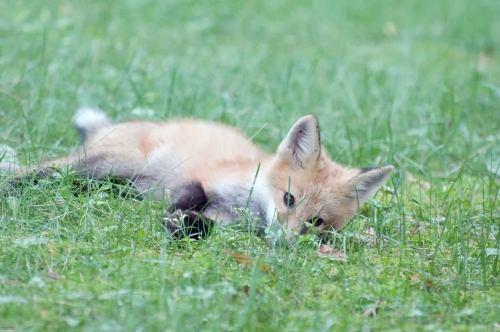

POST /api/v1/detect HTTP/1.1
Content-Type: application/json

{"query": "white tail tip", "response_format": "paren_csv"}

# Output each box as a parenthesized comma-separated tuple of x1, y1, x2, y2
(73, 107, 112, 135)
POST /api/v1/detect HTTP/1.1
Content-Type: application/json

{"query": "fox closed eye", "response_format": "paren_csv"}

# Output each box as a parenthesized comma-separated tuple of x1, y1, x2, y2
(283, 192, 295, 207)
(313, 218, 323, 226)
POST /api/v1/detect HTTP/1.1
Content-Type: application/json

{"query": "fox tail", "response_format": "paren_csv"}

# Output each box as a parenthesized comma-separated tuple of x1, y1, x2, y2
(73, 107, 112, 140)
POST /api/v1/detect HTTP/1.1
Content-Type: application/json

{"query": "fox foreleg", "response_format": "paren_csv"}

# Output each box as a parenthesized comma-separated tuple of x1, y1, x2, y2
(161, 210, 214, 240)
(161, 181, 215, 239)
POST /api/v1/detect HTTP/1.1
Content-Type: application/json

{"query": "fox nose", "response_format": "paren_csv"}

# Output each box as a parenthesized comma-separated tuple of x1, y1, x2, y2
(300, 218, 324, 235)
(300, 225, 309, 235)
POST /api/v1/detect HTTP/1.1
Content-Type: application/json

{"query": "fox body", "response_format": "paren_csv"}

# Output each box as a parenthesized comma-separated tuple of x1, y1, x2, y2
(2, 109, 393, 240)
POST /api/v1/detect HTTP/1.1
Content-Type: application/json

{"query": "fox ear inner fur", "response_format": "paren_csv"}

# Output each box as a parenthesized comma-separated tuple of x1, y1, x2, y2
(350, 166, 394, 206)
(277, 115, 321, 168)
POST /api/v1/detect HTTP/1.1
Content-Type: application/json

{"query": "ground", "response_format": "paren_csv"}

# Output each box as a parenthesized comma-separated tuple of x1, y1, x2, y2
(1, 0, 500, 331)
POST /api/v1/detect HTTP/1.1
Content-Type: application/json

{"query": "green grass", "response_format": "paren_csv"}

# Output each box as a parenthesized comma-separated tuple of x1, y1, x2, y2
(1, 0, 500, 330)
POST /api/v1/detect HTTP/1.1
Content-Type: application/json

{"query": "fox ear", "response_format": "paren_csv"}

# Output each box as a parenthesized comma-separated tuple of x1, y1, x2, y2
(351, 165, 394, 205)
(277, 115, 321, 168)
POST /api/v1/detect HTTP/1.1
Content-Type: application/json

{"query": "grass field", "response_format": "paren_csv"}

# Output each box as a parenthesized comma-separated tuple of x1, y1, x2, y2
(1, 0, 500, 330)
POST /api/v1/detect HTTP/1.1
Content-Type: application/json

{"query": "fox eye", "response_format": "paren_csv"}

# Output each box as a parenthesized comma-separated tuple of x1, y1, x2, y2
(283, 192, 295, 207)
(314, 218, 324, 227)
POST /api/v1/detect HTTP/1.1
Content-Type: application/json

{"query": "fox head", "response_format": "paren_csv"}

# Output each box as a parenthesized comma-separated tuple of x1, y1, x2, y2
(265, 115, 393, 238)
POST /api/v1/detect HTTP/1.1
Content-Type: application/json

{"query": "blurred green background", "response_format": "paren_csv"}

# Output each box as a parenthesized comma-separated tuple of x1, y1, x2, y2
(1, 0, 499, 172)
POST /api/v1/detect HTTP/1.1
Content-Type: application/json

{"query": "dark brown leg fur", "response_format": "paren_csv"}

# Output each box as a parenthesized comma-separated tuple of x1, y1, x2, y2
(161, 181, 214, 239)
(161, 210, 214, 240)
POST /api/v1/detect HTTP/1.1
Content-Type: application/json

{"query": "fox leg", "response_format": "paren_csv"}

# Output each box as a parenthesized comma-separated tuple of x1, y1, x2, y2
(2, 149, 130, 181)
(1, 147, 149, 197)
(162, 210, 214, 240)
(161, 181, 215, 240)
(0, 155, 82, 194)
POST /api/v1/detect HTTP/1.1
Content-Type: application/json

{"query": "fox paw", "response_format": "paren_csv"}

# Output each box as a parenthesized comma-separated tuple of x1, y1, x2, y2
(161, 209, 213, 240)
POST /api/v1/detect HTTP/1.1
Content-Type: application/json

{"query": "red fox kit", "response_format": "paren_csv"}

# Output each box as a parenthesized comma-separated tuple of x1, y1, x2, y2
(2, 108, 393, 241)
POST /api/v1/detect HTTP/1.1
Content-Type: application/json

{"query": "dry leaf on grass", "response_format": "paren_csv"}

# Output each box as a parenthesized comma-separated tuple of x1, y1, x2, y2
(493, 322, 500, 331)
(223, 250, 273, 274)
(422, 279, 433, 291)
(224, 250, 252, 267)
(46, 270, 61, 280)
(411, 225, 428, 235)
(363, 307, 380, 317)
(410, 273, 420, 281)
(363, 299, 383, 318)
(318, 245, 347, 260)
(410, 273, 433, 290)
